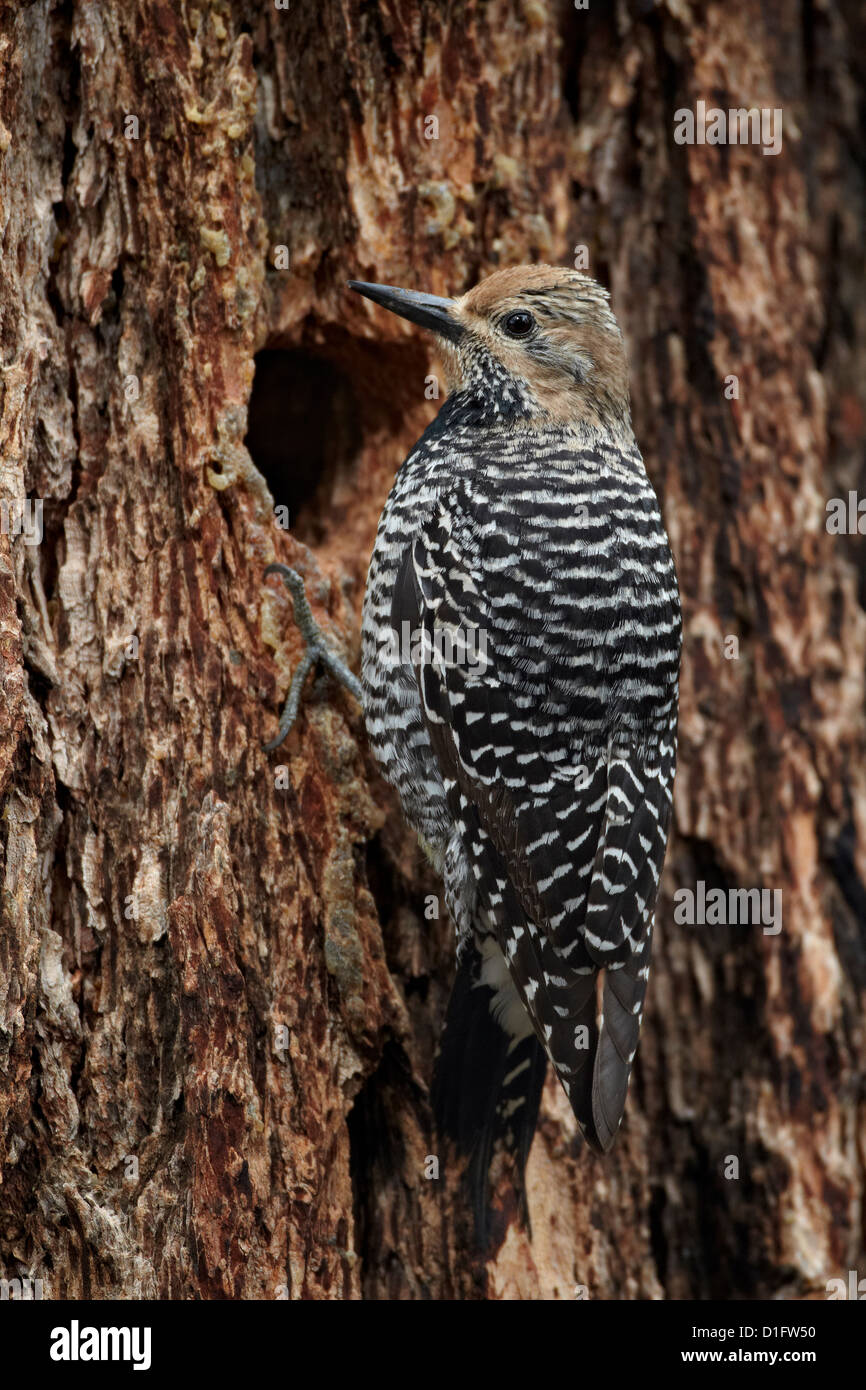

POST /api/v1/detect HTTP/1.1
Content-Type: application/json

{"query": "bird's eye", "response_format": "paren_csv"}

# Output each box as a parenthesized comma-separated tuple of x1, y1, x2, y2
(502, 310, 536, 338)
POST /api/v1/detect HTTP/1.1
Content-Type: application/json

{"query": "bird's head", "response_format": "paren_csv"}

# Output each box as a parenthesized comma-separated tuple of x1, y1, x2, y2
(349, 264, 632, 437)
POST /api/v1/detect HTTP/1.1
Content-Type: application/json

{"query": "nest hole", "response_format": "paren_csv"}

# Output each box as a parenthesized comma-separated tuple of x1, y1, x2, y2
(245, 348, 362, 544)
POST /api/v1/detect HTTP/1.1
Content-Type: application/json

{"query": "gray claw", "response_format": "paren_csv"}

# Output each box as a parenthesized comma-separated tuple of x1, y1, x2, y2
(263, 564, 362, 751)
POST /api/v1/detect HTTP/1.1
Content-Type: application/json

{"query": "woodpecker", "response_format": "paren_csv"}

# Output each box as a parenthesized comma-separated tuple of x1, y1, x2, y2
(266, 265, 681, 1238)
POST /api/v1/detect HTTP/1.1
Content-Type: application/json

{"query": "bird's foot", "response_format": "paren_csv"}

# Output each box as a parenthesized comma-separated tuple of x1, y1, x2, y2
(263, 564, 362, 751)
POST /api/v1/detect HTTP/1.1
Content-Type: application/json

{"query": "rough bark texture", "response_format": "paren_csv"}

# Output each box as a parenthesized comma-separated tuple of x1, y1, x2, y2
(1, 0, 864, 1300)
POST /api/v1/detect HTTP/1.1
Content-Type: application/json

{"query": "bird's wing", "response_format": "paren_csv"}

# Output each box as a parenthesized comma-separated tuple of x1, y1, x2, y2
(393, 484, 676, 1151)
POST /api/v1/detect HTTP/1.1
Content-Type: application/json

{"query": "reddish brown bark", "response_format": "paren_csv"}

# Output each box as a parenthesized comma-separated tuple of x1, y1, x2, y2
(0, 0, 864, 1300)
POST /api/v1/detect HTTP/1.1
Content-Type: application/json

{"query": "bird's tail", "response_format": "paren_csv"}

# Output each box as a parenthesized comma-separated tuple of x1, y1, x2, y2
(588, 952, 649, 1152)
(431, 939, 547, 1247)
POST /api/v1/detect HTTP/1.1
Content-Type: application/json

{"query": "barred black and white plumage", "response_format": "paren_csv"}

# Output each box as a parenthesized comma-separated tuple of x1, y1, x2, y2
(352, 265, 681, 1236)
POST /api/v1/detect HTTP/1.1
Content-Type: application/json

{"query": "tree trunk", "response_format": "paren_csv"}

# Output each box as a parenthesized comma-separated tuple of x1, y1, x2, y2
(1, 0, 864, 1301)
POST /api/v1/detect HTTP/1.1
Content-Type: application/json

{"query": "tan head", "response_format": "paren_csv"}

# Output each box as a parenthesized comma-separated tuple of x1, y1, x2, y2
(349, 264, 632, 437)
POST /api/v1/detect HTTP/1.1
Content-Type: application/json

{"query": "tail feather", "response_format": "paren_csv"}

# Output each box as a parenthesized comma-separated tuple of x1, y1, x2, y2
(589, 944, 651, 1152)
(432, 941, 547, 1246)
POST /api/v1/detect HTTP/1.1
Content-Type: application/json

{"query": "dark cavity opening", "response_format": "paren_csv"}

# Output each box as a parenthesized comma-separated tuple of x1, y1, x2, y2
(245, 349, 362, 544)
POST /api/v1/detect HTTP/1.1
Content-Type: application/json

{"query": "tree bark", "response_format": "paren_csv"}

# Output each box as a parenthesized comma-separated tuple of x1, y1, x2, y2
(1, 0, 864, 1300)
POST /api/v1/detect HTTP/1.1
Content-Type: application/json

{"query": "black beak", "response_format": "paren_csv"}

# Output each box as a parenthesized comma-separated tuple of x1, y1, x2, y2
(348, 280, 463, 344)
